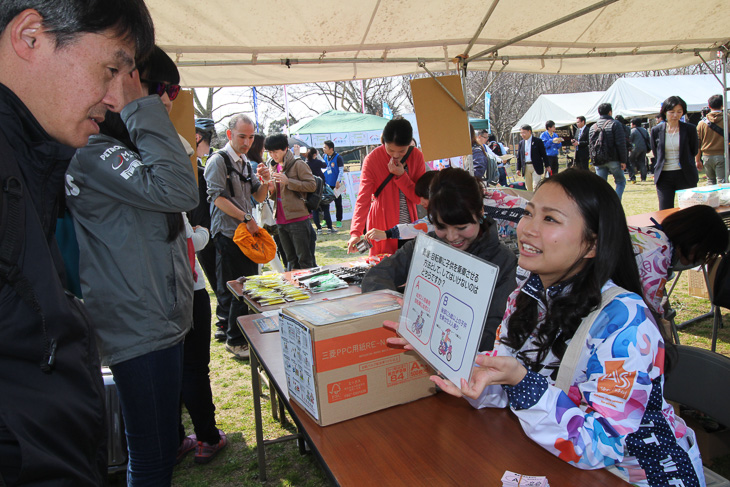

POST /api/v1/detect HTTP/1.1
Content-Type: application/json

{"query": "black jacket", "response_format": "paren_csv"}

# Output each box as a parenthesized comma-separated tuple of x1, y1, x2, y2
(361, 218, 517, 350)
(0, 83, 106, 485)
(575, 124, 590, 164)
(589, 115, 628, 165)
(516, 136, 547, 176)
(650, 121, 699, 186)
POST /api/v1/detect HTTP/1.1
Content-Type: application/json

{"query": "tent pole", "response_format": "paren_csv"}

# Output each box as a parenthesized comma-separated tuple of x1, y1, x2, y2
(723, 48, 729, 182)
(467, 0, 618, 63)
(468, 61, 508, 112)
(463, 0, 501, 57)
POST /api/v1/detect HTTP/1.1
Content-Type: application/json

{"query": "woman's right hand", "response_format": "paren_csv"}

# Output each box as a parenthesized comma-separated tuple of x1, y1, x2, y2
(365, 229, 387, 241)
(346, 235, 361, 253)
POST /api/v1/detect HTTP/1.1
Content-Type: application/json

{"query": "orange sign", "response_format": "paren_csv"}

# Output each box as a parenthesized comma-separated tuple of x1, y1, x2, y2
(597, 360, 636, 400)
(314, 328, 403, 373)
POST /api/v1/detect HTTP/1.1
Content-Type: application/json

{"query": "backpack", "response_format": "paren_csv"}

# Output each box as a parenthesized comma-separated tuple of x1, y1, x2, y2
(589, 120, 611, 166)
(305, 175, 325, 212)
(320, 182, 336, 207)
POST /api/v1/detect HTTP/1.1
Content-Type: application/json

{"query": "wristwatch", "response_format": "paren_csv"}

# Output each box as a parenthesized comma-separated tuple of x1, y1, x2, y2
(243, 213, 252, 223)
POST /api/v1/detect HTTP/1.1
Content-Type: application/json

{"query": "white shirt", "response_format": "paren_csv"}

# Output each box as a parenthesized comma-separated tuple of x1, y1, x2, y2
(524, 136, 533, 162)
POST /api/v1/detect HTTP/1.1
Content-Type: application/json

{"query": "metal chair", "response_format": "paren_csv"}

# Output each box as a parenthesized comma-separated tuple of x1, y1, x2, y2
(664, 345, 730, 486)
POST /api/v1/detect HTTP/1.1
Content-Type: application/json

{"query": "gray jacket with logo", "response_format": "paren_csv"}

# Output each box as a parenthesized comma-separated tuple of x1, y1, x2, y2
(66, 95, 199, 366)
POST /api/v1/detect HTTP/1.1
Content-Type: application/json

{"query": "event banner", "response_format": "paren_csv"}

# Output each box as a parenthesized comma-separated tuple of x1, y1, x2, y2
(323, 171, 359, 222)
(399, 234, 499, 386)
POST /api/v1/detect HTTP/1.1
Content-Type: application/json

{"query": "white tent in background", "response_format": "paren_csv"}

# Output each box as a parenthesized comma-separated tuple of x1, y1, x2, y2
(583, 74, 730, 122)
(510, 91, 605, 133)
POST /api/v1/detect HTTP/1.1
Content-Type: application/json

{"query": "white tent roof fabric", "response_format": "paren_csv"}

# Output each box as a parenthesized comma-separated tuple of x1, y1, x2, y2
(583, 74, 730, 122)
(148, 0, 730, 87)
(510, 91, 604, 133)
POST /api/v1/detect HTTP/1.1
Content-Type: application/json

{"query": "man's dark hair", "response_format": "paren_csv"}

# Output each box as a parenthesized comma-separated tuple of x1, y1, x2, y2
(138, 46, 179, 85)
(478, 129, 489, 137)
(708, 94, 724, 110)
(0, 0, 154, 58)
(414, 170, 436, 199)
(615, 115, 627, 124)
(631, 117, 642, 127)
(382, 117, 413, 146)
(576, 115, 586, 123)
(521, 124, 532, 132)
(323, 140, 334, 150)
(264, 134, 289, 152)
(545, 120, 555, 129)
(659, 96, 687, 119)
(597, 103, 613, 116)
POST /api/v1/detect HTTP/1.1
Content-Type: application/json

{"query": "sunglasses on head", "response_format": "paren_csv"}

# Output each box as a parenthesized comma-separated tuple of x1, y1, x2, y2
(143, 80, 181, 101)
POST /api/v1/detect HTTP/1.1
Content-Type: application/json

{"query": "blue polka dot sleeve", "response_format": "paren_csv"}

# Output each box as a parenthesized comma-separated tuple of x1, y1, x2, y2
(504, 370, 548, 410)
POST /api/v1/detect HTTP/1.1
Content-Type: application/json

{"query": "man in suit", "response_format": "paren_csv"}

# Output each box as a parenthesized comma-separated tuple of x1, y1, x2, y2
(572, 116, 590, 170)
(516, 124, 547, 191)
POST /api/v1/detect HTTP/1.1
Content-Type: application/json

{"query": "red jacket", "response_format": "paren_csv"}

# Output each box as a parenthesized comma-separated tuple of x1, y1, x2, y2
(350, 145, 426, 255)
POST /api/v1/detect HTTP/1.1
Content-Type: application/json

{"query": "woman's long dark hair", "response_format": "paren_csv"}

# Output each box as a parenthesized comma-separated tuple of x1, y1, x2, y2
(97, 45, 184, 243)
(501, 169, 674, 370)
(247, 134, 265, 164)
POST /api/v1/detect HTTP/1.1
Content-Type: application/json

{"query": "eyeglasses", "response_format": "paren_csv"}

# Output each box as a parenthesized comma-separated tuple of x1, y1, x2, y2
(142, 80, 181, 101)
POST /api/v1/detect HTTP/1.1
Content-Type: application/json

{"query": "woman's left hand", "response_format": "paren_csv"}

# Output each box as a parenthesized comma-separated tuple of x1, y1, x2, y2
(433, 355, 527, 400)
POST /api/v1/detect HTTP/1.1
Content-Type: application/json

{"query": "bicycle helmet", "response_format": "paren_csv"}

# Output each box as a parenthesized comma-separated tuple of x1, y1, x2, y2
(195, 118, 215, 132)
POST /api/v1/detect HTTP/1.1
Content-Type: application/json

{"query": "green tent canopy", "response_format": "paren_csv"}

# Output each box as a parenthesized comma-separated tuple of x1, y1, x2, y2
(290, 110, 389, 147)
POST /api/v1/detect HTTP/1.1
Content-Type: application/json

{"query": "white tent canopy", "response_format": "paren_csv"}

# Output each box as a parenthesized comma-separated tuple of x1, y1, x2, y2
(583, 74, 730, 122)
(147, 0, 730, 88)
(510, 91, 604, 133)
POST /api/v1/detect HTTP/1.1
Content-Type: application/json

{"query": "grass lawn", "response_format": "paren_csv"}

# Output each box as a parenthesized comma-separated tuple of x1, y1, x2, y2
(110, 163, 729, 486)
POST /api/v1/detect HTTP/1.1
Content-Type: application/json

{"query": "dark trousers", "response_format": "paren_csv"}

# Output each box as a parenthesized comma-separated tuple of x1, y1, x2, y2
(196, 240, 224, 327)
(277, 219, 316, 270)
(111, 343, 183, 486)
(180, 288, 220, 445)
(656, 169, 694, 210)
(630, 150, 648, 181)
(312, 203, 333, 230)
(575, 151, 589, 170)
(214, 234, 257, 346)
(331, 188, 343, 222)
(546, 155, 559, 176)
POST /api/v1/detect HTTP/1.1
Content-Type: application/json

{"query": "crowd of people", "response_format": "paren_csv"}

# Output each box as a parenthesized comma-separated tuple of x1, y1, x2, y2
(0, 1, 727, 486)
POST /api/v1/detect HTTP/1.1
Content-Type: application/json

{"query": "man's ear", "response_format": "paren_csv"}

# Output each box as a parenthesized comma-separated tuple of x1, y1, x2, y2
(9, 9, 45, 60)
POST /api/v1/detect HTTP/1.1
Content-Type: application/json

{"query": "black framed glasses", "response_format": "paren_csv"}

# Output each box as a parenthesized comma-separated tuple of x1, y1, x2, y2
(142, 79, 181, 101)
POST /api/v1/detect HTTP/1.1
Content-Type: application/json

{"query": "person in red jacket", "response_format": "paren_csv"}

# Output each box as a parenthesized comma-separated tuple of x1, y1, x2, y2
(348, 118, 426, 255)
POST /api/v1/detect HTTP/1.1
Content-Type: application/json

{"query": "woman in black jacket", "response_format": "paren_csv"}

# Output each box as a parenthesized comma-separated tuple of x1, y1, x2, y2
(361, 168, 517, 350)
(650, 96, 699, 210)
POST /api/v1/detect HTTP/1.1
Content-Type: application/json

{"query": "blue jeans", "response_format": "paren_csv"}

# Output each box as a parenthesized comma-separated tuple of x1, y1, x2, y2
(595, 160, 626, 200)
(498, 166, 507, 186)
(110, 343, 184, 487)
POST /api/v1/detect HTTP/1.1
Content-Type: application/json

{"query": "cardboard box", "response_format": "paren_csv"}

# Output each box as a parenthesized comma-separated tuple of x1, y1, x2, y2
(279, 290, 436, 426)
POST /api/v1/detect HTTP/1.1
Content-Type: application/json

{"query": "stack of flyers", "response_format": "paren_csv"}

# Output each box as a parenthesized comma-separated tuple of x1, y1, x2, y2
(501, 471, 549, 487)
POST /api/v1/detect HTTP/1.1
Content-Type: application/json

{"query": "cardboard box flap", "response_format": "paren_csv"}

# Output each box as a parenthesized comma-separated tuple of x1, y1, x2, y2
(283, 290, 402, 326)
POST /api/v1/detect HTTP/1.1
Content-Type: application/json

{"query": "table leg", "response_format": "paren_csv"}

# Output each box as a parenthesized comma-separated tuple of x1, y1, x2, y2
(270, 386, 279, 422)
(249, 346, 267, 481)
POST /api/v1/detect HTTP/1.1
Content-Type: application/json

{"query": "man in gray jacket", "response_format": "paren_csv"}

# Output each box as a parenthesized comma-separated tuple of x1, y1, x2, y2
(204, 114, 270, 359)
(629, 118, 651, 182)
